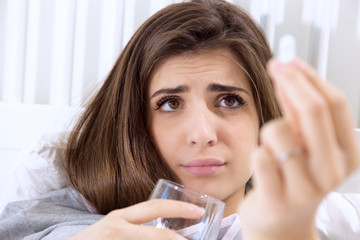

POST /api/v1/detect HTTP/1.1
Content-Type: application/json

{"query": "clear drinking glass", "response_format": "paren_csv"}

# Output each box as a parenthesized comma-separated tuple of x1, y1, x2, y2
(146, 179, 225, 240)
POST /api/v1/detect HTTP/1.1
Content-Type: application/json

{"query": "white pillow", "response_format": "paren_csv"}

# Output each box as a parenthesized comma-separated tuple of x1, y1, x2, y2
(5, 133, 68, 203)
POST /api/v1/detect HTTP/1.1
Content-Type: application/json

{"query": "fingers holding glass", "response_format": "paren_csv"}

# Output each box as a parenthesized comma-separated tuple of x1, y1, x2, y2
(145, 179, 225, 240)
(70, 199, 204, 240)
(119, 199, 205, 224)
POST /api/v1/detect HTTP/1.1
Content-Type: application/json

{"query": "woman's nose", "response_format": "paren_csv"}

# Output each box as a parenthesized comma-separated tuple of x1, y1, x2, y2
(186, 108, 218, 147)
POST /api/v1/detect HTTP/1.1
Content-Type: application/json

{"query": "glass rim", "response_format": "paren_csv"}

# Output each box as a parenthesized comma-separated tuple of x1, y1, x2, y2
(156, 179, 225, 205)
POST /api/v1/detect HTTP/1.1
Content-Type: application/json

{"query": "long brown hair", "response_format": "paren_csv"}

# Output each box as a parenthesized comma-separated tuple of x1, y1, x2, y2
(65, 0, 281, 214)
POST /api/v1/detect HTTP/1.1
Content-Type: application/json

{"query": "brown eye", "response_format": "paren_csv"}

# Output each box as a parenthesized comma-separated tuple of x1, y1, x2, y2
(156, 96, 182, 112)
(223, 97, 236, 106)
(217, 94, 246, 108)
(168, 100, 180, 109)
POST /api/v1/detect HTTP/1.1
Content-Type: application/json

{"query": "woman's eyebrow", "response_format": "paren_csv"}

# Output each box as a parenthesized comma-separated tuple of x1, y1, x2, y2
(208, 83, 250, 95)
(151, 85, 188, 98)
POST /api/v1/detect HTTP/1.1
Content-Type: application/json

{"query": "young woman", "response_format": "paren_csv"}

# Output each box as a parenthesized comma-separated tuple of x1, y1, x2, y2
(1, 1, 359, 239)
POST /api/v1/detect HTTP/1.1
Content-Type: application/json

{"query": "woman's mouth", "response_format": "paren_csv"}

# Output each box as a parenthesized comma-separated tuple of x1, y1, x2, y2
(181, 159, 225, 176)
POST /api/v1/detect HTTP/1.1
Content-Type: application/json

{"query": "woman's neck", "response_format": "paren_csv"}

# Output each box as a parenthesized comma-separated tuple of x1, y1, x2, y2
(222, 187, 246, 217)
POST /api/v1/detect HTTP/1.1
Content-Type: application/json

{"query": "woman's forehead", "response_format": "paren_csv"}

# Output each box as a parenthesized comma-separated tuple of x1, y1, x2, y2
(148, 49, 251, 94)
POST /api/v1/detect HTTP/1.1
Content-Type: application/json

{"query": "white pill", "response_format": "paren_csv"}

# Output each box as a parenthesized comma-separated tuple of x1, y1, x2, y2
(278, 34, 297, 63)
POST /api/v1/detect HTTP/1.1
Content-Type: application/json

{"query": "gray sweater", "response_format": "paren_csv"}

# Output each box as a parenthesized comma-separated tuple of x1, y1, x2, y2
(0, 188, 102, 240)
(0, 188, 242, 239)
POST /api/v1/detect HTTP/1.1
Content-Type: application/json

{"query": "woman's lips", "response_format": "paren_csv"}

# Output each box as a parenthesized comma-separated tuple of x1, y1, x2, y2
(181, 159, 225, 176)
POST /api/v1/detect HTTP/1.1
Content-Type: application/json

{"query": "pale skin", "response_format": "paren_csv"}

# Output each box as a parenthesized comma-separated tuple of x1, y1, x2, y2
(70, 50, 360, 240)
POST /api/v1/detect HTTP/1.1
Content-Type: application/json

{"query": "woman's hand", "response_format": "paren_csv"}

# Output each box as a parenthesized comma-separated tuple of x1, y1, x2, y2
(239, 58, 360, 240)
(69, 199, 204, 240)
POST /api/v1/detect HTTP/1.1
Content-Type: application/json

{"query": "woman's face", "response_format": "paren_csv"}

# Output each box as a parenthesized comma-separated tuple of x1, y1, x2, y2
(148, 49, 259, 211)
